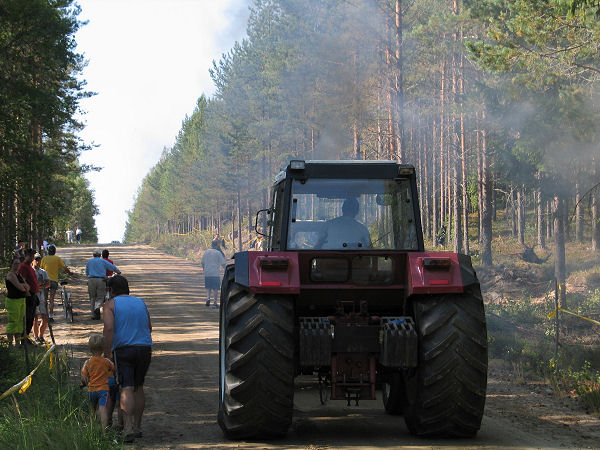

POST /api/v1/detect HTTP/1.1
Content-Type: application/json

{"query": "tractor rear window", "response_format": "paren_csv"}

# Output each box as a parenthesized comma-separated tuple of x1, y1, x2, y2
(288, 178, 418, 251)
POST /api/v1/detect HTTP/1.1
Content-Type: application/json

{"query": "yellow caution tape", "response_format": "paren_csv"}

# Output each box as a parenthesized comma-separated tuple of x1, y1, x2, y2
(0, 344, 56, 401)
(547, 306, 600, 326)
(168, 226, 204, 236)
(48, 343, 55, 370)
(18, 376, 32, 394)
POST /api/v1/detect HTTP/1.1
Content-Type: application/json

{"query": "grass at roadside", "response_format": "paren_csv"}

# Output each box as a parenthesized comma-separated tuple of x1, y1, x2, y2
(0, 337, 121, 449)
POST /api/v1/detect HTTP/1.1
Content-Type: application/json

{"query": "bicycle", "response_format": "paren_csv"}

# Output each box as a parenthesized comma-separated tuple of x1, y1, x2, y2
(59, 279, 74, 323)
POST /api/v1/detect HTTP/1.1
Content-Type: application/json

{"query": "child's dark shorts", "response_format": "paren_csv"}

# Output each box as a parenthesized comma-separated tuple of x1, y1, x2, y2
(114, 345, 152, 388)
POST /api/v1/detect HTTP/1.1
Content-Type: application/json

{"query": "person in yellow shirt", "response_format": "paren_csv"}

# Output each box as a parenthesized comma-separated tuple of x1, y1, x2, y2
(81, 334, 115, 429)
(40, 244, 71, 321)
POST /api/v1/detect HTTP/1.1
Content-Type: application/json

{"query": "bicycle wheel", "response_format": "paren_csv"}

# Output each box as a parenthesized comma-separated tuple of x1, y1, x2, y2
(57, 287, 64, 307)
(64, 293, 69, 319)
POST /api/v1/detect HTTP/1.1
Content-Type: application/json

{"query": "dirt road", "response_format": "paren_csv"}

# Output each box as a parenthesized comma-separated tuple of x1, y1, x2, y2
(46, 245, 600, 449)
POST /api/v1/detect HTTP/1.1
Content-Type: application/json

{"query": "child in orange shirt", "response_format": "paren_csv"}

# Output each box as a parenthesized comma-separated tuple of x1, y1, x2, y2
(81, 334, 115, 429)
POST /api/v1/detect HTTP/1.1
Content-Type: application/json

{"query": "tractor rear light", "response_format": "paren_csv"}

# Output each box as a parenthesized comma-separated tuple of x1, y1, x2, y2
(260, 258, 289, 270)
(422, 258, 452, 271)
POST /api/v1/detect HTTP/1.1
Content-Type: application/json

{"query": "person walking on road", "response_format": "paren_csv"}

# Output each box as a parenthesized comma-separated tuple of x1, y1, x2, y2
(102, 249, 115, 277)
(86, 249, 120, 320)
(201, 240, 226, 307)
(212, 233, 227, 257)
(102, 275, 152, 443)
(75, 226, 82, 244)
(81, 333, 115, 430)
(41, 244, 72, 322)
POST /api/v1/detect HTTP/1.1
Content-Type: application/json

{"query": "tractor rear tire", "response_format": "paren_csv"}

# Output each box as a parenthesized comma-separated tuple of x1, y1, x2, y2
(218, 266, 295, 439)
(403, 284, 487, 437)
(382, 372, 405, 415)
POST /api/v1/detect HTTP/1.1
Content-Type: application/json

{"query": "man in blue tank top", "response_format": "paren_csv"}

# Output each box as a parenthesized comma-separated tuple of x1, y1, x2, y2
(102, 275, 152, 443)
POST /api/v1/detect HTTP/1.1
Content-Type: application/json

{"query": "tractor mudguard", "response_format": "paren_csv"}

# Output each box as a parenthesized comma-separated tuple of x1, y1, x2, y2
(407, 252, 478, 296)
(233, 251, 300, 294)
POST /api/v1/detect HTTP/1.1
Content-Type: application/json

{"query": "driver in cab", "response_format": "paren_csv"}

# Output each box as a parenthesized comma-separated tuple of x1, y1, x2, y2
(315, 197, 371, 249)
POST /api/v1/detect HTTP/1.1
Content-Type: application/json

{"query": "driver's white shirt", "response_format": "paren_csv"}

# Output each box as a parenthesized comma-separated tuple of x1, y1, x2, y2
(319, 216, 370, 249)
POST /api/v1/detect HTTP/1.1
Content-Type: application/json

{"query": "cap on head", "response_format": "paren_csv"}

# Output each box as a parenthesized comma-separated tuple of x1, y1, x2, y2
(93, 248, 101, 256)
(34, 253, 42, 260)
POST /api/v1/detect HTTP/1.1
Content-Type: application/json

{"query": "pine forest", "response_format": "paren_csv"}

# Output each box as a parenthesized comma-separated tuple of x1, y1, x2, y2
(125, 0, 600, 308)
(0, 0, 98, 257)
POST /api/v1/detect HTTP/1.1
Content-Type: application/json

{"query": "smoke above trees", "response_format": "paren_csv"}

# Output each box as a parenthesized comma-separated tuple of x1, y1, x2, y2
(126, 0, 600, 277)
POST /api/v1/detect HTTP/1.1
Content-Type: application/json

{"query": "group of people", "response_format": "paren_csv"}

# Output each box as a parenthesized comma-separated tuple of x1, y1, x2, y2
(5, 244, 72, 345)
(6, 234, 232, 442)
(6, 243, 152, 443)
(65, 226, 83, 244)
(81, 274, 153, 443)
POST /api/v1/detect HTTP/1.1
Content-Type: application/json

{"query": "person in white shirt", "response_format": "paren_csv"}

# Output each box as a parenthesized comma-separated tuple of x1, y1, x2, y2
(201, 240, 226, 308)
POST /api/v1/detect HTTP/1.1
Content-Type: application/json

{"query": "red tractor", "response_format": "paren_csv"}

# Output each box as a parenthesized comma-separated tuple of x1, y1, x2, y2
(218, 160, 487, 439)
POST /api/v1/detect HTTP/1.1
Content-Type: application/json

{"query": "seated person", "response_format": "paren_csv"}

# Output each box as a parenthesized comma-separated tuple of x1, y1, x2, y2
(315, 198, 371, 249)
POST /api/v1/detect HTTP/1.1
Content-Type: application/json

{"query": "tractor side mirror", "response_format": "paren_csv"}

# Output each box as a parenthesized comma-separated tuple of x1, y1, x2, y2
(254, 209, 271, 237)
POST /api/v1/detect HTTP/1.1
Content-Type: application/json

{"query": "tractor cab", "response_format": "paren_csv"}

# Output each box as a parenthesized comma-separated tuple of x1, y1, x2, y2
(264, 160, 423, 253)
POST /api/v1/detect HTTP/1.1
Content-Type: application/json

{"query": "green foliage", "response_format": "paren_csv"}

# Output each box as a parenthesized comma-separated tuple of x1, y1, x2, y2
(0, 0, 97, 254)
(569, 361, 600, 413)
(0, 341, 120, 449)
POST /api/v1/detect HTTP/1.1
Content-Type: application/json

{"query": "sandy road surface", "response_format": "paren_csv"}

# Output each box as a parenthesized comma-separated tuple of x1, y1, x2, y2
(26, 245, 600, 449)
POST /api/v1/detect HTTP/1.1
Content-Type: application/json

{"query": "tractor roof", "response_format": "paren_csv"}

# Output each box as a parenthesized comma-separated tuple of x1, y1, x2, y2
(274, 160, 415, 184)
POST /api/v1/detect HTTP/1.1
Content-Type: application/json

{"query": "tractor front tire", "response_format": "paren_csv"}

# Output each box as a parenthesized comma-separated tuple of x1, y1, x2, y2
(218, 266, 295, 439)
(403, 284, 488, 437)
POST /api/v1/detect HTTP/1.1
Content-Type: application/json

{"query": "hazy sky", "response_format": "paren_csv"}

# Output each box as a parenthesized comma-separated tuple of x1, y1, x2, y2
(75, 0, 249, 243)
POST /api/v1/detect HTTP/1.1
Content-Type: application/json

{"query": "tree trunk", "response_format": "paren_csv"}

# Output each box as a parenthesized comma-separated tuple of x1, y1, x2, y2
(431, 120, 438, 244)
(393, 0, 404, 161)
(536, 188, 546, 249)
(480, 110, 493, 266)
(439, 61, 446, 233)
(517, 187, 525, 246)
(592, 189, 599, 252)
(575, 183, 583, 243)
(546, 200, 553, 241)
(237, 190, 243, 252)
(423, 124, 431, 240)
(353, 120, 361, 160)
(553, 195, 567, 308)
(476, 111, 483, 244)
